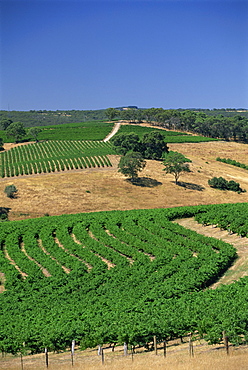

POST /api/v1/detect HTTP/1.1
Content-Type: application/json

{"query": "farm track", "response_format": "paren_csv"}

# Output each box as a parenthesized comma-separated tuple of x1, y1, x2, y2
(174, 218, 248, 287)
(103, 121, 121, 142)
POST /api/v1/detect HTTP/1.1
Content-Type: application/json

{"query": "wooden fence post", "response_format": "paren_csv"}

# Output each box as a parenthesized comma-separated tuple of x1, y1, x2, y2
(101, 348, 104, 364)
(20, 353, 24, 370)
(154, 335, 157, 355)
(189, 333, 194, 357)
(45, 347, 49, 368)
(223, 331, 229, 355)
(124, 342, 128, 356)
(163, 340, 166, 357)
(71, 339, 75, 366)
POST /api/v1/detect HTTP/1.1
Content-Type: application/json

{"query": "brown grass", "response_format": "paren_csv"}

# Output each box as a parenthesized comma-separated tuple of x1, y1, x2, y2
(0, 141, 248, 221)
(1, 340, 248, 370)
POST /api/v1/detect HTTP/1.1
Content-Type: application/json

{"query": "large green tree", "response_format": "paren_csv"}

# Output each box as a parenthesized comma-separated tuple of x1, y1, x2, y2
(112, 133, 141, 155)
(0, 119, 13, 130)
(163, 151, 191, 184)
(141, 132, 169, 160)
(6, 122, 26, 143)
(118, 152, 146, 181)
(28, 127, 42, 142)
(112, 131, 168, 159)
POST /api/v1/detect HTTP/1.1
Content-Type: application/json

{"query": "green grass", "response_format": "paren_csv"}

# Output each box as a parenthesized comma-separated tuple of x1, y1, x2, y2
(0, 120, 114, 143)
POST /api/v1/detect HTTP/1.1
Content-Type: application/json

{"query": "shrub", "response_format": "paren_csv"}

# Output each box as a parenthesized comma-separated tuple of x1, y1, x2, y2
(4, 184, 18, 198)
(208, 177, 243, 192)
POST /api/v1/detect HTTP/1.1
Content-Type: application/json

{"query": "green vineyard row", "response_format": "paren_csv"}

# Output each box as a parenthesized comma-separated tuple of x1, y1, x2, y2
(0, 203, 247, 354)
(0, 140, 115, 178)
(216, 157, 248, 171)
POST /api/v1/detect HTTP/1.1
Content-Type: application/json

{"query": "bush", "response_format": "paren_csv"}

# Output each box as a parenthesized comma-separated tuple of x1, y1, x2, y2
(4, 184, 18, 198)
(208, 177, 243, 192)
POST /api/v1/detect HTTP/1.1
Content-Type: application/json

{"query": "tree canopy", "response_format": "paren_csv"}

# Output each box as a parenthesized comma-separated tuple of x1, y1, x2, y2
(105, 108, 119, 121)
(28, 127, 42, 142)
(6, 122, 26, 143)
(118, 152, 146, 180)
(112, 131, 168, 160)
(0, 118, 13, 130)
(163, 151, 191, 184)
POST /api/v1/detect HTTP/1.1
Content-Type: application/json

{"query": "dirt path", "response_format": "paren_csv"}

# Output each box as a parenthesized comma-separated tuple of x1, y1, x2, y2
(103, 121, 121, 142)
(174, 218, 248, 287)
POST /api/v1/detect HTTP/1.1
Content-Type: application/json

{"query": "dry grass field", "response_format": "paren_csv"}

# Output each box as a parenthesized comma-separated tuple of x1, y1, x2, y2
(1, 339, 248, 370)
(0, 140, 247, 221)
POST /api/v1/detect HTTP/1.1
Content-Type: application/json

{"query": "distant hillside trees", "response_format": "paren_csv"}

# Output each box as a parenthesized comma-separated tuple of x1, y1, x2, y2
(105, 108, 119, 121)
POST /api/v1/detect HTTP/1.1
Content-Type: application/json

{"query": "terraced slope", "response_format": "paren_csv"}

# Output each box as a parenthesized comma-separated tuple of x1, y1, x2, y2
(0, 203, 248, 355)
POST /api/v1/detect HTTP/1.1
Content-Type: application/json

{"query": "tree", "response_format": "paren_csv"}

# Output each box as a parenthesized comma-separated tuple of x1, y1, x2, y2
(141, 132, 169, 160)
(118, 152, 146, 181)
(28, 127, 42, 142)
(105, 108, 119, 121)
(163, 151, 191, 184)
(4, 184, 18, 198)
(112, 132, 168, 159)
(112, 133, 141, 155)
(0, 138, 4, 151)
(0, 118, 13, 130)
(6, 122, 26, 143)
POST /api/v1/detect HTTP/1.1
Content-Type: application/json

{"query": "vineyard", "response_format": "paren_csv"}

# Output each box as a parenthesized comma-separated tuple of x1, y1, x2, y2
(0, 140, 114, 178)
(216, 157, 248, 171)
(0, 120, 114, 143)
(115, 124, 218, 143)
(0, 203, 248, 355)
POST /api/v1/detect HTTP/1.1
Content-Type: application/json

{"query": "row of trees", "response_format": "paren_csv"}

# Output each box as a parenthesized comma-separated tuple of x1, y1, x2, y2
(106, 108, 248, 142)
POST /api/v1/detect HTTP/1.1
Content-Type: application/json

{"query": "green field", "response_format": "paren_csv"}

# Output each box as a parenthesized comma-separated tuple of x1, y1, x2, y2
(0, 120, 115, 143)
(0, 140, 115, 177)
(115, 124, 218, 143)
(0, 203, 248, 354)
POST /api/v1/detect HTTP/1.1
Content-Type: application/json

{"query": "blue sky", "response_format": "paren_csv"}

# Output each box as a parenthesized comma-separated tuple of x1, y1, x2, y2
(0, 0, 247, 111)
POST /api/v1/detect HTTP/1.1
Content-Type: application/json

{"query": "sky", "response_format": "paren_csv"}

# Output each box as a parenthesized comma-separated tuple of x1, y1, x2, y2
(0, 0, 248, 111)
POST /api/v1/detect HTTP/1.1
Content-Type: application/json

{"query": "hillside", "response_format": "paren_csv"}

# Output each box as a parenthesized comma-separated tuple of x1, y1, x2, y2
(0, 140, 247, 221)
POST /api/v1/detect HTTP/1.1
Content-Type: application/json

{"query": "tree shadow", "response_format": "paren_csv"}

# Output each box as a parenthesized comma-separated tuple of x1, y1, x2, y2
(126, 177, 162, 188)
(0, 207, 11, 220)
(176, 181, 205, 191)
